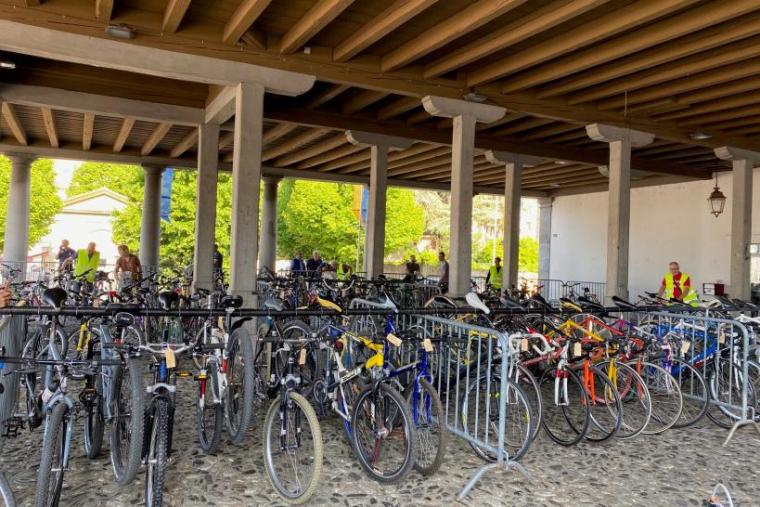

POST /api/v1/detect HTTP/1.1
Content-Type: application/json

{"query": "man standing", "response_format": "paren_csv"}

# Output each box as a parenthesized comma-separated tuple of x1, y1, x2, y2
(404, 255, 420, 282)
(74, 242, 100, 283)
(658, 261, 698, 305)
(333, 259, 353, 280)
(486, 256, 503, 292)
(306, 250, 323, 275)
(56, 239, 76, 271)
(290, 251, 306, 275)
(114, 245, 143, 284)
(437, 251, 449, 293)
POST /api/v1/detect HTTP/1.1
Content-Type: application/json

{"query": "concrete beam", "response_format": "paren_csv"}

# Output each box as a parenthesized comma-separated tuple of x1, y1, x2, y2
(0, 84, 203, 125)
(345, 130, 415, 150)
(205, 86, 238, 125)
(0, 20, 315, 95)
(422, 96, 506, 123)
(714, 145, 760, 163)
(586, 123, 655, 147)
(484, 150, 546, 167)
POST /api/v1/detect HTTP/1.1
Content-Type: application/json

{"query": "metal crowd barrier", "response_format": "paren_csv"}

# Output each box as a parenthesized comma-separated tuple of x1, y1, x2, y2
(0, 303, 26, 424)
(646, 311, 760, 444)
(566, 280, 606, 302)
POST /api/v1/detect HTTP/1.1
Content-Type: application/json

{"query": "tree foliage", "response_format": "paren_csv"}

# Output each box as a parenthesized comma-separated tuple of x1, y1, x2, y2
(0, 157, 62, 252)
(474, 236, 539, 274)
(67, 162, 143, 201)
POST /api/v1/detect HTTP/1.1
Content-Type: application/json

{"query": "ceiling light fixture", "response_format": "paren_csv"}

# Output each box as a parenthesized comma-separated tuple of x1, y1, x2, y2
(689, 131, 712, 141)
(105, 24, 135, 39)
(0, 61, 15, 70)
(708, 172, 726, 218)
(463, 91, 487, 103)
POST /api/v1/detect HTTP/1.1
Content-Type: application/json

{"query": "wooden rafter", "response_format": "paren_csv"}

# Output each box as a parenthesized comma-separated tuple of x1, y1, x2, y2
(222, 0, 272, 45)
(95, 0, 114, 21)
(218, 131, 235, 150)
(381, 0, 528, 72)
(162, 0, 192, 34)
(141, 122, 172, 156)
(296, 143, 364, 169)
(262, 128, 328, 161)
(304, 84, 350, 109)
(274, 133, 347, 167)
(82, 112, 94, 150)
(40, 107, 58, 147)
(334, 0, 437, 62)
(317, 151, 370, 172)
(278, 0, 354, 54)
(377, 97, 420, 120)
(1, 102, 27, 145)
(170, 128, 198, 157)
(467, 0, 697, 87)
(341, 90, 388, 115)
(656, 92, 760, 121)
(262, 123, 298, 145)
(113, 117, 135, 153)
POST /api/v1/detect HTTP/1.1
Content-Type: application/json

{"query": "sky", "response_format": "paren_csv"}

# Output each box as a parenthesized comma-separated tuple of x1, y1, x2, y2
(52, 159, 81, 198)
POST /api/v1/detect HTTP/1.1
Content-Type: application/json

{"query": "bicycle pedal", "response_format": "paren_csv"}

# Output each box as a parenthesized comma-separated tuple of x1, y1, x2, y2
(2, 416, 26, 438)
(79, 388, 99, 406)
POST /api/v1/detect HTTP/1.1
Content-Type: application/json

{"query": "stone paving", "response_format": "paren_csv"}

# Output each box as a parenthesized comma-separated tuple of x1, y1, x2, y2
(2, 377, 759, 507)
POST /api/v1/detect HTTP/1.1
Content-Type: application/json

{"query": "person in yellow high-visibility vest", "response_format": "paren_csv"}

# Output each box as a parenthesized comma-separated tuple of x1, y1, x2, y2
(658, 261, 699, 306)
(485, 257, 503, 291)
(74, 242, 100, 283)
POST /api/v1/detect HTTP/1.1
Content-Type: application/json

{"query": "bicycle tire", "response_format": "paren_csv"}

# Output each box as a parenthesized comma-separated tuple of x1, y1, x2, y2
(83, 373, 105, 458)
(707, 358, 756, 428)
(145, 398, 170, 507)
(197, 361, 223, 454)
(35, 402, 67, 507)
(225, 327, 255, 444)
(514, 364, 542, 442)
(410, 377, 447, 475)
(595, 360, 652, 439)
(667, 359, 708, 428)
(110, 357, 145, 485)
(581, 366, 622, 443)
(351, 383, 416, 484)
(539, 367, 590, 446)
(263, 392, 323, 504)
(629, 361, 683, 434)
(0, 472, 15, 507)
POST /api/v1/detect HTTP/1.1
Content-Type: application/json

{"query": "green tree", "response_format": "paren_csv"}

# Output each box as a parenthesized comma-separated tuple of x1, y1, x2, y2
(67, 162, 143, 201)
(0, 157, 62, 251)
(385, 188, 425, 255)
(474, 236, 539, 274)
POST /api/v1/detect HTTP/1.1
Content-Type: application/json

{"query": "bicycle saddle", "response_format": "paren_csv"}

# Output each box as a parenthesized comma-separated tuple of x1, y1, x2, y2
(42, 287, 67, 309)
(158, 290, 180, 310)
(465, 292, 490, 315)
(611, 295, 637, 310)
(351, 295, 397, 311)
(263, 297, 283, 311)
(499, 296, 524, 310)
(220, 294, 243, 309)
(577, 296, 606, 313)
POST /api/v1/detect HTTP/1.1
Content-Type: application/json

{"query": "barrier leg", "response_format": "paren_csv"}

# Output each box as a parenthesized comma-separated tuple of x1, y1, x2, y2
(457, 459, 532, 501)
(722, 418, 760, 446)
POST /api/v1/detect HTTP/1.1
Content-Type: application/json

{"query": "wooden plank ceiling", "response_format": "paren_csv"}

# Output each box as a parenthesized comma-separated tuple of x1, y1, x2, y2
(0, 0, 757, 195)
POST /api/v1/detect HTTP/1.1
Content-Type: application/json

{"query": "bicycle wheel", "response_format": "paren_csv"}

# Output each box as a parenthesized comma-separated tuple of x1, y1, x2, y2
(630, 361, 683, 434)
(707, 358, 756, 428)
(0, 471, 15, 507)
(225, 328, 255, 444)
(581, 366, 622, 443)
(197, 361, 223, 454)
(463, 376, 532, 462)
(667, 359, 708, 428)
(539, 367, 590, 446)
(35, 402, 67, 507)
(410, 377, 447, 475)
(83, 373, 105, 459)
(263, 392, 323, 504)
(596, 360, 652, 439)
(110, 357, 145, 485)
(351, 383, 416, 484)
(145, 398, 170, 507)
(514, 364, 542, 442)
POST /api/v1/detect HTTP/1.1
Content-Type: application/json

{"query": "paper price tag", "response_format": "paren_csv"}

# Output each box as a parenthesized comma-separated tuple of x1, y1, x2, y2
(520, 339, 529, 352)
(719, 333, 726, 345)
(572, 342, 582, 357)
(164, 347, 176, 369)
(298, 347, 307, 366)
(423, 338, 434, 352)
(680, 340, 691, 355)
(387, 333, 403, 347)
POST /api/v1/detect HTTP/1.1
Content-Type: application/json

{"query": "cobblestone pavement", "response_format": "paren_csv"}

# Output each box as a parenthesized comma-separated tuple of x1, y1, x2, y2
(2, 378, 759, 507)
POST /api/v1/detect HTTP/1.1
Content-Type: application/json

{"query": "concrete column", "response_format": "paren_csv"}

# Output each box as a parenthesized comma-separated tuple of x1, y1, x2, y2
(346, 131, 413, 278)
(229, 82, 265, 304)
(486, 151, 544, 291)
(715, 146, 760, 300)
(259, 176, 280, 273)
(587, 124, 654, 301)
(538, 197, 553, 281)
(2, 153, 35, 280)
(192, 122, 219, 291)
(423, 97, 505, 296)
(140, 164, 164, 273)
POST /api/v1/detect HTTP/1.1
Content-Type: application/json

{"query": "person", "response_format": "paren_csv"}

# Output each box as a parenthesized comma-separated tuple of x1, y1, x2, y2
(114, 245, 142, 285)
(486, 257, 503, 292)
(404, 255, 420, 282)
(658, 261, 698, 305)
(437, 251, 449, 293)
(213, 244, 223, 273)
(290, 251, 306, 275)
(322, 261, 337, 280)
(0, 284, 10, 308)
(332, 260, 353, 281)
(306, 250, 323, 275)
(74, 242, 100, 283)
(56, 239, 76, 271)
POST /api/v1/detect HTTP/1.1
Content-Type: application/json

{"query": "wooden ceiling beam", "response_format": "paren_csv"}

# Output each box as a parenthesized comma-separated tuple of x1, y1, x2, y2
(262, 123, 298, 145)
(655, 91, 760, 121)
(95, 0, 114, 21)
(317, 151, 371, 172)
(467, 0, 697, 87)
(304, 84, 350, 109)
(113, 117, 135, 153)
(491, 118, 554, 137)
(402, 160, 490, 180)
(40, 107, 58, 148)
(1, 102, 26, 145)
(424, 0, 606, 79)
(334, 0, 437, 62)
(162, 0, 192, 34)
(273, 133, 347, 167)
(341, 90, 388, 115)
(501, 0, 760, 93)
(141, 122, 172, 156)
(170, 128, 199, 158)
(218, 131, 235, 150)
(278, 0, 354, 54)
(707, 116, 760, 131)
(377, 96, 419, 120)
(296, 143, 364, 169)
(222, 0, 273, 45)
(521, 123, 580, 142)
(381, 0, 529, 72)
(391, 154, 454, 176)
(262, 128, 329, 161)
(539, 12, 760, 98)
(390, 146, 450, 170)
(82, 112, 94, 150)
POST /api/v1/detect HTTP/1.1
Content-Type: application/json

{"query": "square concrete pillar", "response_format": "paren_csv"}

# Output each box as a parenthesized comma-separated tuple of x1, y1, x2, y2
(193, 122, 220, 292)
(140, 164, 165, 274)
(2, 153, 35, 280)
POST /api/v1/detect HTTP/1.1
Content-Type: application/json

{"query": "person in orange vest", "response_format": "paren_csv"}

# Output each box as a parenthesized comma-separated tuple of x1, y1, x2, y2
(658, 261, 699, 305)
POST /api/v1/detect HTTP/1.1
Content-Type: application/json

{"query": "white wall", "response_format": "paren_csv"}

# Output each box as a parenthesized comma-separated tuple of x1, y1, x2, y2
(548, 170, 748, 299)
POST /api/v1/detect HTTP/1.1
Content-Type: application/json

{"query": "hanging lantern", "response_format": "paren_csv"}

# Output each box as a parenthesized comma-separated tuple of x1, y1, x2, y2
(708, 172, 726, 218)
